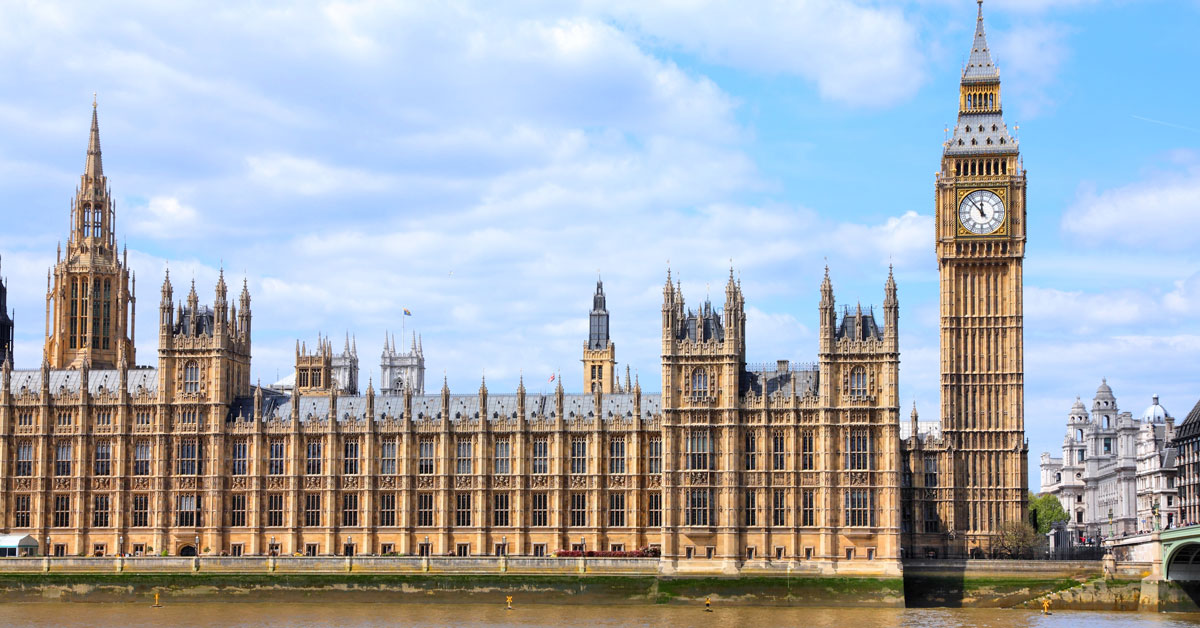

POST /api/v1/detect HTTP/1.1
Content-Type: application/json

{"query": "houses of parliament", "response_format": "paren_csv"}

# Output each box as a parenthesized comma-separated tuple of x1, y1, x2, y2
(0, 4, 1025, 571)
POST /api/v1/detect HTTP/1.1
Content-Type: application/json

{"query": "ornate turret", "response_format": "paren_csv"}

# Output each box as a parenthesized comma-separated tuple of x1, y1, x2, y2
(45, 98, 136, 369)
(0, 255, 12, 362)
(583, 277, 617, 393)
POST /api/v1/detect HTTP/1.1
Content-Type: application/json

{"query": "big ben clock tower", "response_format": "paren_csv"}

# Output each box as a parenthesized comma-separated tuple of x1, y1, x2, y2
(936, 0, 1028, 548)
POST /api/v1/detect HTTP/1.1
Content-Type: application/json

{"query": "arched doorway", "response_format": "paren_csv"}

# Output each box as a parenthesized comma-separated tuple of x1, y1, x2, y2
(178, 545, 197, 557)
(1167, 543, 1200, 581)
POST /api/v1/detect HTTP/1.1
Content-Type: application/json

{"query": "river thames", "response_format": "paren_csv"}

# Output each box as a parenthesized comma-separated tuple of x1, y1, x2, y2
(4, 602, 1200, 627)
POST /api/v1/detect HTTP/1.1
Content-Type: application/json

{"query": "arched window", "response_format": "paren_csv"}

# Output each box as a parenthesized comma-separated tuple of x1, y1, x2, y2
(1075, 429, 1083, 442)
(1103, 415, 1110, 429)
(691, 369, 708, 395)
(1055, 473, 1062, 483)
(183, 361, 200, 394)
(849, 367, 867, 397)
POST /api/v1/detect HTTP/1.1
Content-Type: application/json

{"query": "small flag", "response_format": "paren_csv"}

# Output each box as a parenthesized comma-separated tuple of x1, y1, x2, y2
(548, 374, 555, 383)
(403, 309, 412, 316)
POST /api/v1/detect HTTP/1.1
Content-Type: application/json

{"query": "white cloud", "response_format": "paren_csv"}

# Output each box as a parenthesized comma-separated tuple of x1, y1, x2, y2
(1062, 163, 1200, 249)
(1025, 285, 1149, 331)
(831, 211, 933, 268)
(993, 22, 1071, 117)
(1165, 271, 1200, 316)
(245, 154, 394, 197)
(606, 0, 926, 107)
(127, 196, 200, 239)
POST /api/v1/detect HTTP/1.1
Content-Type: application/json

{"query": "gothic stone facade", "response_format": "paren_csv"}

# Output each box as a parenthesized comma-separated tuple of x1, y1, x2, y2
(902, 2, 1029, 556)
(0, 105, 901, 572)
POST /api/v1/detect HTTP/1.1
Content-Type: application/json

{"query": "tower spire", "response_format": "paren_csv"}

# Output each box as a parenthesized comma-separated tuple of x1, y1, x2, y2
(964, 0, 997, 81)
(85, 95, 103, 179)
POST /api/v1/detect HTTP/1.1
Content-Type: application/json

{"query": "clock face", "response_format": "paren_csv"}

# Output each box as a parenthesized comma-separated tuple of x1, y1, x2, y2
(958, 189, 1005, 234)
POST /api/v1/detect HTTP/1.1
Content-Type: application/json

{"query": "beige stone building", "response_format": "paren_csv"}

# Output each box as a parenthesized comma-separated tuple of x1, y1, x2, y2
(0, 103, 901, 571)
(0, 4, 1028, 570)
(902, 1, 1029, 557)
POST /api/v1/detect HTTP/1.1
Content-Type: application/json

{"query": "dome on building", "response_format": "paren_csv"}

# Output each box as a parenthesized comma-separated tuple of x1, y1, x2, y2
(1069, 396, 1088, 418)
(1096, 378, 1113, 396)
(1141, 395, 1171, 423)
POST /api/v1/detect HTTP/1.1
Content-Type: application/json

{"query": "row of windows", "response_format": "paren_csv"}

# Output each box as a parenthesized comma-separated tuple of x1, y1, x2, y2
(13, 489, 878, 529)
(14, 492, 669, 530)
(14, 430, 881, 478)
(15, 410, 192, 427)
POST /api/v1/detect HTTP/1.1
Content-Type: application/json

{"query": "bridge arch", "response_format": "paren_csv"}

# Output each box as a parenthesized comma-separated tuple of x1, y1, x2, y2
(1166, 543, 1200, 581)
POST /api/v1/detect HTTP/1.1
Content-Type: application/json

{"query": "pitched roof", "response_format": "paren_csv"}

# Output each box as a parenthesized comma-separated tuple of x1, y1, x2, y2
(963, 1, 998, 82)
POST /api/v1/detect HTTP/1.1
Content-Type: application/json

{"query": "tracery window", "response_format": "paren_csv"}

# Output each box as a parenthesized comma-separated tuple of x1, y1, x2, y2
(531, 437, 548, 474)
(15, 441, 34, 476)
(846, 428, 871, 470)
(849, 366, 867, 397)
(686, 431, 711, 470)
(93, 441, 112, 476)
(183, 361, 200, 394)
(609, 436, 626, 474)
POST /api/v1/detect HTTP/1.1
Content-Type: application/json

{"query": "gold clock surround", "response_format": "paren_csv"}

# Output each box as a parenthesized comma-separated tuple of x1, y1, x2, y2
(955, 187, 1008, 237)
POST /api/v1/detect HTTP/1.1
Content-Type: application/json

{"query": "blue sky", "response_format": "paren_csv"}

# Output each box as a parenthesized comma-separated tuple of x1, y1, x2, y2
(1, 0, 1198, 484)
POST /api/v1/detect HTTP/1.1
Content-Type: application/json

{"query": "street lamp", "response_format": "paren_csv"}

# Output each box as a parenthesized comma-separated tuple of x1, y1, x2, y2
(424, 535, 430, 557)
(580, 536, 585, 554)
(270, 535, 275, 557)
(195, 534, 200, 556)
(118, 535, 123, 557)
(1153, 503, 1161, 531)
(502, 535, 507, 557)
(1108, 508, 1113, 538)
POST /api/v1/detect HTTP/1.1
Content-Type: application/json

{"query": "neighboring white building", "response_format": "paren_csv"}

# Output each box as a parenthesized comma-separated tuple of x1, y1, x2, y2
(1040, 380, 1178, 540)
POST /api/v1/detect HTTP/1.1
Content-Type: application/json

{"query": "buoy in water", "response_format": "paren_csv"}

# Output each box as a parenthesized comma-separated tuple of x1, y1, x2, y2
(506, 595, 513, 611)
(705, 596, 713, 612)
(151, 592, 163, 608)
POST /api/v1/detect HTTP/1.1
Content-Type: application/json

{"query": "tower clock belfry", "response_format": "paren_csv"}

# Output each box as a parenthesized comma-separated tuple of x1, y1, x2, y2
(45, 99, 136, 369)
(936, 0, 1028, 548)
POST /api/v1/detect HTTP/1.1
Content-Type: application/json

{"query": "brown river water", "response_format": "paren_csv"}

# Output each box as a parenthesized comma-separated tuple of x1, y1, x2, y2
(4, 603, 1200, 628)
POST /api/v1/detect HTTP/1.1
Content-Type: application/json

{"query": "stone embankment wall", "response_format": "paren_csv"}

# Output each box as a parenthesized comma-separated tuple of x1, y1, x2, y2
(0, 557, 1191, 612)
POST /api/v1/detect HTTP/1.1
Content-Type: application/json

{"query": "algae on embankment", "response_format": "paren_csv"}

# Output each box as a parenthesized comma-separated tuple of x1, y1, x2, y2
(0, 573, 905, 607)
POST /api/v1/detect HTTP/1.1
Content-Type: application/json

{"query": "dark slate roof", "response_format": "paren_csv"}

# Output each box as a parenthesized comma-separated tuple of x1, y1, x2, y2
(1174, 398, 1200, 442)
(6, 368, 158, 395)
(836, 307, 883, 341)
(678, 301, 724, 342)
(741, 366, 818, 397)
(175, 306, 215, 336)
(226, 390, 663, 424)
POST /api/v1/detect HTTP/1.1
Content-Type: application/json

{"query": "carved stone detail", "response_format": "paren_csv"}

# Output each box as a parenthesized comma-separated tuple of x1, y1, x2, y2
(133, 477, 151, 490)
(343, 476, 360, 489)
(229, 477, 248, 490)
(608, 475, 626, 488)
(416, 477, 435, 489)
(493, 476, 511, 489)
(304, 476, 323, 489)
(454, 476, 472, 489)
(92, 477, 111, 490)
(530, 476, 549, 488)
(379, 476, 397, 489)
(569, 475, 587, 488)
(647, 475, 662, 488)
(849, 472, 869, 486)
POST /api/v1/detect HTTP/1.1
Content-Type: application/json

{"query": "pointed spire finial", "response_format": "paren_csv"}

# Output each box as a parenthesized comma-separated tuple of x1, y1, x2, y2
(85, 95, 104, 178)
